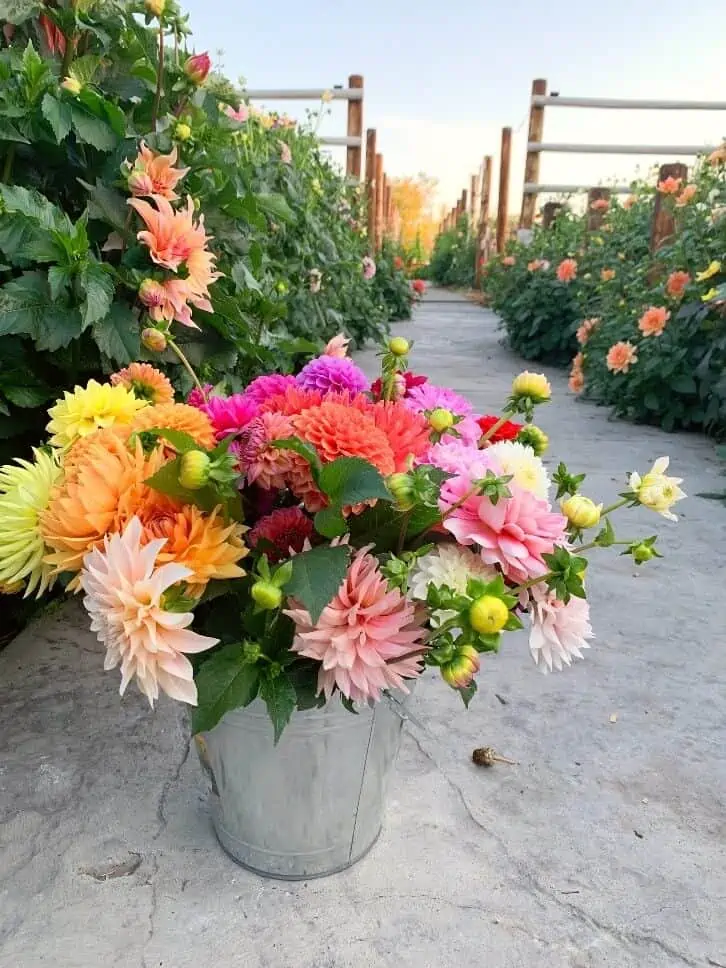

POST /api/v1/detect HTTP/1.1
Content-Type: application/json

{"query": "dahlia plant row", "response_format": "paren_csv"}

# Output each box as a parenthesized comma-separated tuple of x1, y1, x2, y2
(0, 335, 684, 738)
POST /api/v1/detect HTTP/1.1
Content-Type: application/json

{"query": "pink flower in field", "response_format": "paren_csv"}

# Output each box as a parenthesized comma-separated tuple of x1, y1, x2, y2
(439, 474, 567, 583)
(638, 305, 670, 337)
(235, 411, 297, 489)
(184, 52, 211, 85)
(556, 258, 578, 283)
(79, 517, 219, 707)
(186, 384, 215, 408)
(526, 584, 593, 672)
(285, 545, 427, 703)
(425, 439, 493, 478)
(606, 341, 638, 374)
(590, 198, 609, 213)
(568, 367, 585, 394)
(126, 141, 189, 200)
(676, 184, 697, 206)
(657, 176, 682, 195)
(279, 141, 292, 165)
(502, 256, 516, 266)
(224, 103, 249, 123)
(138, 277, 211, 329)
(202, 393, 258, 440)
(324, 333, 350, 358)
(576, 317, 599, 345)
(242, 373, 297, 407)
(527, 259, 545, 272)
(362, 255, 377, 280)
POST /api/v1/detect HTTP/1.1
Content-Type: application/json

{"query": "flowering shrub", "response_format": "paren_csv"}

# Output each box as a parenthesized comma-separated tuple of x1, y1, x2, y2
(0, 1, 411, 467)
(482, 159, 726, 434)
(428, 216, 476, 287)
(0, 335, 683, 737)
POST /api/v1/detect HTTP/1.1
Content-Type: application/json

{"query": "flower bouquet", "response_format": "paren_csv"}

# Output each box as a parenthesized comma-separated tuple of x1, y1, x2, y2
(0, 335, 684, 876)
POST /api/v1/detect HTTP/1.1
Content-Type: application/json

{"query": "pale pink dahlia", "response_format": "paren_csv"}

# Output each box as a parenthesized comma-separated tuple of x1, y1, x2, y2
(202, 393, 258, 440)
(439, 476, 567, 583)
(79, 517, 218, 707)
(424, 439, 494, 478)
(285, 546, 427, 702)
(235, 411, 297, 489)
(242, 373, 296, 407)
(405, 382, 474, 417)
(324, 333, 350, 358)
(526, 583, 593, 672)
(296, 355, 369, 396)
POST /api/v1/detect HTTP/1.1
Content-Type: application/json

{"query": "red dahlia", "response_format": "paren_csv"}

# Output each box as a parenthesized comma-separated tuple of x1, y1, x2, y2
(248, 507, 314, 562)
(477, 414, 523, 443)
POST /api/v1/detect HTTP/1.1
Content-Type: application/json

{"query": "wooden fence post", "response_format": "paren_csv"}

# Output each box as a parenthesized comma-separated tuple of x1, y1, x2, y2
(381, 172, 388, 236)
(365, 129, 377, 253)
(651, 162, 688, 252)
(475, 155, 492, 286)
(519, 79, 547, 229)
(384, 182, 392, 237)
(586, 187, 611, 231)
(542, 201, 563, 229)
(496, 127, 512, 253)
(375, 153, 384, 251)
(345, 74, 363, 179)
(470, 173, 479, 229)
(460, 190, 467, 226)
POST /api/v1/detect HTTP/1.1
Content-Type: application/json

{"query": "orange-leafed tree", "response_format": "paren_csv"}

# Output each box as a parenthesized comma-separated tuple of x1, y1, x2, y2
(390, 174, 438, 259)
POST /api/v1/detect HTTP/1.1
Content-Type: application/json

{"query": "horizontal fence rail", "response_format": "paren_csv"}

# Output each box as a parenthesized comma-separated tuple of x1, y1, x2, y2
(243, 88, 363, 101)
(527, 142, 717, 155)
(532, 95, 726, 111)
(523, 182, 632, 194)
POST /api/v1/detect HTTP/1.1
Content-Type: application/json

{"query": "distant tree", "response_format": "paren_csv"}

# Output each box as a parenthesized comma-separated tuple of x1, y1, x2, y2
(390, 174, 438, 257)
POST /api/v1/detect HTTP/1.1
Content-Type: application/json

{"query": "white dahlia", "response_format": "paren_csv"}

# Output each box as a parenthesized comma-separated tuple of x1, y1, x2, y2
(527, 584, 593, 672)
(408, 543, 496, 624)
(487, 440, 550, 499)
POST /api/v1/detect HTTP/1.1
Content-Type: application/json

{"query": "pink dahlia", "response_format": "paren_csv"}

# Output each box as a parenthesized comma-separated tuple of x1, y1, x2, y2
(243, 373, 297, 407)
(425, 439, 494, 478)
(235, 411, 297, 489)
(324, 333, 350, 358)
(405, 382, 474, 417)
(186, 383, 215, 409)
(79, 517, 219, 706)
(439, 475, 567, 583)
(296, 355, 369, 396)
(526, 584, 593, 672)
(248, 507, 314, 562)
(285, 546, 427, 702)
(202, 393, 258, 440)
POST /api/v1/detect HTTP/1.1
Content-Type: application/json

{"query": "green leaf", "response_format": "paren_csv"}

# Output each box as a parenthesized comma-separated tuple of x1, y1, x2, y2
(134, 427, 201, 454)
(2, 383, 51, 407)
(0, 0, 41, 24)
(79, 260, 114, 328)
(71, 105, 117, 152)
(68, 54, 103, 87)
(48, 264, 72, 301)
(192, 644, 260, 734)
(0, 184, 71, 234)
(92, 302, 140, 363)
(231, 260, 262, 294)
(318, 456, 390, 507)
(0, 119, 30, 144)
(145, 457, 224, 513)
(287, 544, 350, 623)
(671, 373, 697, 394)
(41, 93, 72, 143)
(256, 192, 295, 224)
(79, 179, 129, 232)
(0, 270, 81, 346)
(314, 505, 347, 538)
(458, 680, 477, 708)
(259, 672, 297, 744)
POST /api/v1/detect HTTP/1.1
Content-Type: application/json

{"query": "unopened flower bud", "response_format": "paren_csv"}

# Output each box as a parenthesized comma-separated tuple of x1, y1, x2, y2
(387, 472, 415, 511)
(243, 641, 262, 662)
(251, 580, 282, 610)
(145, 0, 165, 17)
(61, 76, 82, 95)
(469, 595, 509, 635)
(141, 327, 167, 352)
(179, 450, 211, 490)
(429, 408, 454, 432)
(516, 424, 549, 456)
(184, 51, 211, 85)
(511, 370, 551, 404)
(388, 336, 410, 356)
(174, 121, 192, 142)
(631, 542, 657, 564)
(441, 644, 480, 689)
(561, 494, 602, 530)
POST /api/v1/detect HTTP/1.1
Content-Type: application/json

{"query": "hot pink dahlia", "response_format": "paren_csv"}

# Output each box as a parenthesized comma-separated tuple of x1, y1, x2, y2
(242, 373, 297, 407)
(285, 546, 427, 702)
(526, 583, 593, 672)
(186, 383, 215, 409)
(248, 507, 314, 562)
(202, 393, 258, 440)
(235, 411, 297, 489)
(439, 475, 567, 583)
(296, 355, 368, 396)
(405, 382, 474, 418)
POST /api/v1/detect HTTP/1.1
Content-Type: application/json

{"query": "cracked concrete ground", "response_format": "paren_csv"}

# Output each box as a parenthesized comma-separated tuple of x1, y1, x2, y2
(1, 288, 725, 968)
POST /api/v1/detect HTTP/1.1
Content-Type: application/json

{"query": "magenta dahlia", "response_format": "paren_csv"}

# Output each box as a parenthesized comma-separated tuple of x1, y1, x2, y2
(243, 373, 297, 407)
(201, 393, 258, 441)
(296, 355, 368, 396)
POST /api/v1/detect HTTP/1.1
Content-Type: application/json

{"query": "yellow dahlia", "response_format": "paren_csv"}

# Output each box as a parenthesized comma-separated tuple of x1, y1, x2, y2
(47, 379, 148, 449)
(129, 403, 216, 451)
(0, 449, 61, 597)
(140, 503, 248, 594)
(41, 434, 167, 577)
(110, 362, 175, 406)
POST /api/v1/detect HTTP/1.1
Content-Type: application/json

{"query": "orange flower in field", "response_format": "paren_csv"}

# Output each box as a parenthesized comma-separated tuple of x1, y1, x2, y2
(140, 503, 248, 594)
(666, 271, 691, 299)
(576, 317, 599, 345)
(675, 184, 697, 207)
(502, 256, 516, 267)
(41, 434, 168, 577)
(600, 268, 616, 282)
(623, 195, 636, 210)
(638, 305, 670, 337)
(129, 402, 217, 451)
(606, 341, 638, 374)
(371, 401, 431, 472)
(590, 198, 609, 212)
(527, 259, 544, 272)
(657, 176, 682, 195)
(556, 258, 578, 283)
(126, 142, 189, 200)
(572, 352, 584, 370)
(707, 144, 726, 166)
(111, 362, 174, 405)
(138, 277, 212, 330)
(568, 367, 585, 394)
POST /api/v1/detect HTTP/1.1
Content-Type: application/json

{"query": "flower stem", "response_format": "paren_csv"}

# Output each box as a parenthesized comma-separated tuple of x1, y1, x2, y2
(1, 145, 15, 184)
(479, 408, 515, 445)
(386, 646, 428, 665)
(512, 572, 555, 594)
(151, 23, 164, 130)
(396, 509, 412, 556)
(167, 338, 204, 393)
(600, 497, 629, 517)
(60, 32, 75, 77)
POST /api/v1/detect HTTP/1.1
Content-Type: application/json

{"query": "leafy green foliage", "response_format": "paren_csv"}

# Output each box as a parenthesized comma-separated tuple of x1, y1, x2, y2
(259, 671, 297, 744)
(428, 215, 475, 288)
(192, 643, 260, 734)
(286, 544, 351, 623)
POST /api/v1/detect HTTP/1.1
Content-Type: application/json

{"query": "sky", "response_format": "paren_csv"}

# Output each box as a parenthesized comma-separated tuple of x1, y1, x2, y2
(182, 0, 726, 217)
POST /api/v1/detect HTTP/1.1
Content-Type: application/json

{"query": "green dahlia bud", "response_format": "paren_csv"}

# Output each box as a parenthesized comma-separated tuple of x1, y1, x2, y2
(441, 644, 480, 688)
(428, 408, 454, 432)
(388, 336, 410, 356)
(387, 472, 415, 511)
(179, 450, 211, 490)
(251, 580, 283, 610)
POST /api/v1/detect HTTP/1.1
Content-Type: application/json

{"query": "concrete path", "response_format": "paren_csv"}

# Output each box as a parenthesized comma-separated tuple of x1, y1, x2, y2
(2, 288, 725, 968)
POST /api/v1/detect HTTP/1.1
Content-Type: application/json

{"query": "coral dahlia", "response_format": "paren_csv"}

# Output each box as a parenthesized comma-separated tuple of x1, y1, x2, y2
(130, 402, 217, 450)
(371, 401, 431, 472)
(111, 362, 174, 406)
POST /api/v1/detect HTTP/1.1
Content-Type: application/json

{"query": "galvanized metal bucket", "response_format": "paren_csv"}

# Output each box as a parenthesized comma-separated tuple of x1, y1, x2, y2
(196, 694, 407, 879)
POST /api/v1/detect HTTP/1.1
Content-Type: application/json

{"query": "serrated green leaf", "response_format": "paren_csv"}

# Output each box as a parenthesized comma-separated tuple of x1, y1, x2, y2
(259, 672, 297, 744)
(287, 544, 350, 623)
(78, 179, 129, 232)
(231, 260, 262, 293)
(0, 270, 80, 346)
(79, 260, 114, 328)
(71, 105, 117, 152)
(256, 193, 295, 224)
(0, 119, 30, 144)
(41, 93, 72, 143)
(68, 54, 103, 86)
(0, 184, 71, 234)
(2, 382, 51, 407)
(318, 456, 390, 507)
(192, 644, 260, 734)
(92, 302, 139, 363)
(47, 264, 71, 301)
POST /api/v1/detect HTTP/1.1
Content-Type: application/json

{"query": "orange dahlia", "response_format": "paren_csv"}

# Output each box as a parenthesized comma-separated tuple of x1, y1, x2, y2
(111, 362, 175, 406)
(371, 401, 431, 472)
(140, 503, 247, 594)
(41, 434, 167, 577)
(129, 402, 216, 451)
